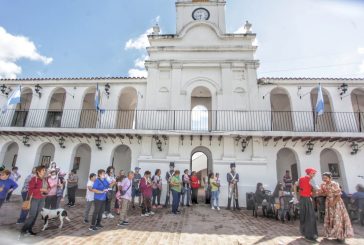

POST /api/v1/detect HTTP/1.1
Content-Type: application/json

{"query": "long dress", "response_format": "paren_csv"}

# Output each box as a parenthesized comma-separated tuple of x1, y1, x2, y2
(319, 181, 354, 240)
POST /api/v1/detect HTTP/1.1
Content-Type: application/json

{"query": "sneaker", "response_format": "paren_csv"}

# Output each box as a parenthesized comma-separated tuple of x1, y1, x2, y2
(107, 213, 115, 219)
(211, 207, 215, 210)
(89, 226, 98, 231)
(117, 221, 129, 227)
(141, 213, 150, 217)
(102, 214, 107, 219)
(83, 220, 89, 224)
(157, 205, 163, 208)
(28, 230, 37, 236)
(152, 205, 157, 209)
(217, 207, 221, 211)
(96, 224, 104, 229)
(149, 211, 155, 215)
(123, 221, 129, 225)
(16, 221, 24, 225)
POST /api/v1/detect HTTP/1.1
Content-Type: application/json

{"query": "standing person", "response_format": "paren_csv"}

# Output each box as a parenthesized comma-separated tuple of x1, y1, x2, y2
(67, 170, 78, 207)
(298, 168, 319, 242)
(44, 170, 59, 209)
(115, 170, 125, 212)
(17, 167, 36, 224)
(56, 172, 66, 209)
(203, 173, 211, 204)
(20, 166, 48, 237)
(6, 166, 21, 202)
(210, 172, 220, 210)
(89, 169, 109, 231)
(227, 163, 240, 210)
(84, 173, 96, 223)
(318, 172, 354, 243)
(283, 170, 293, 192)
(0, 169, 18, 208)
(181, 169, 191, 207)
(170, 170, 182, 215)
(190, 171, 200, 204)
(164, 162, 175, 208)
(152, 169, 162, 208)
(117, 171, 134, 227)
(103, 166, 116, 219)
(140, 170, 154, 216)
(131, 167, 142, 209)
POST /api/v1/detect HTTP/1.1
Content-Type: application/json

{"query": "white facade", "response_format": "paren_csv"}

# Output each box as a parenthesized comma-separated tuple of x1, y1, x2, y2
(1, 0, 364, 206)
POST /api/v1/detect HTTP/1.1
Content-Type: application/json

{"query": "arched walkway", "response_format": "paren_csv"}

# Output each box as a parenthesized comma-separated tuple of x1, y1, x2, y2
(45, 88, 66, 127)
(310, 87, 336, 132)
(117, 87, 138, 129)
(276, 148, 300, 184)
(191, 86, 212, 131)
(111, 145, 132, 174)
(35, 143, 55, 168)
(191, 146, 213, 189)
(0, 142, 19, 169)
(71, 144, 92, 189)
(270, 87, 293, 131)
(79, 87, 97, 128)
(11, 87, 33, 127)
(320, 148, 348, 191)
(351, 88, 364, 132)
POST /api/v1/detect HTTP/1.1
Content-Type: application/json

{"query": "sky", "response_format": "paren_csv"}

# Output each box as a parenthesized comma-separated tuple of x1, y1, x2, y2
(0, 0, 363, 79)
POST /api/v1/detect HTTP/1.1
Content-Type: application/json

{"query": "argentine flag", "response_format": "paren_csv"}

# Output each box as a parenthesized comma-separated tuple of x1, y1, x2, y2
(315, 84, 324, 116)
(95, 83, 100, 111)
(1, 85, 21, 114)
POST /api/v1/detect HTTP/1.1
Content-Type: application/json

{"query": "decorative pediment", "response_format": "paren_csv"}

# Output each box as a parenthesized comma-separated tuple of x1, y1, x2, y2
(159, 87, 169, 92)
(233, 87, 246, 93)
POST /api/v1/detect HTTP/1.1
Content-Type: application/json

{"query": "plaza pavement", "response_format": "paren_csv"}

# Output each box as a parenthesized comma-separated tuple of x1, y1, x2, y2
(0, 196, 363, 245)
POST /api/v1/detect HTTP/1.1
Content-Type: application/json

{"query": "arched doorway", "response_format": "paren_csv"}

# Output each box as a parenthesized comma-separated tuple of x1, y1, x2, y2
(11, 88, 33, 127)
(79, 87, 97, 128)
(191, 86, 212, 131)
(35, 143, 55, 168)
(191, 146, 213, 192)
(111, 145, 132, 174)
(320, 148, 348, 191)
(45, 88, 66, 127)
(351, 88, 364, 132)
(117, 87, 138, 129)
(71, 144, 92, 189)
(311, 87, 336, 132)
(1, 142, 19, 169)
(270, 87, 293, 131)
(276, 148, 300, 184)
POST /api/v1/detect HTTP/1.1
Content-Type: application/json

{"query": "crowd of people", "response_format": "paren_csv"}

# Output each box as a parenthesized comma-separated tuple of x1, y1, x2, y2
(1, 162, 364, 243)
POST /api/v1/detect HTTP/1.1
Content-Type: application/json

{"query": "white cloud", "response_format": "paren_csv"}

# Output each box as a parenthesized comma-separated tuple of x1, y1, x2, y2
(125, 28, 153, 50)
(0, 26, 53, 78)
(128, 68, 148, 78)
(134, 56, 147, 69)
(234, 25, 245, 34)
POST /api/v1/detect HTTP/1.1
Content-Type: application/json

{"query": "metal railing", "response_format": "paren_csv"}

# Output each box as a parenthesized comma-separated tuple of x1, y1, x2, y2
(0, 109, 363, 133)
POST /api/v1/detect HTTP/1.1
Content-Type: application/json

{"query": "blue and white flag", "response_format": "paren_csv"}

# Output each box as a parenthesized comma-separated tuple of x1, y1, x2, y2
(95, 83, 100, 111)
(315, 84, 324, 116)
(1, 85, 21, 113)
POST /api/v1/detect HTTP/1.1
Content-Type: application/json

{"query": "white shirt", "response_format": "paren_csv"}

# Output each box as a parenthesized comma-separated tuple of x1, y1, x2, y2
(106, 174, 116, 191)
(86, 180, 94, 201)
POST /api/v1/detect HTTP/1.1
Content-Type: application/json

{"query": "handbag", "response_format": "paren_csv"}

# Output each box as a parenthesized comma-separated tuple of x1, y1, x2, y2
(22, 194, 33, 210)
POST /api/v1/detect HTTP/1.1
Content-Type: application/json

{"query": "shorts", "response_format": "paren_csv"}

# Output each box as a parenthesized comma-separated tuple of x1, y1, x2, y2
(132, 188, 140, 197)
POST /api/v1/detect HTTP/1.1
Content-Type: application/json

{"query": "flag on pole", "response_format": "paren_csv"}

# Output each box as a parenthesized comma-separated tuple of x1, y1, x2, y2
(95, 83, 100, 111)
(315, 84, 324, 116)
(1, 85, 21, 113)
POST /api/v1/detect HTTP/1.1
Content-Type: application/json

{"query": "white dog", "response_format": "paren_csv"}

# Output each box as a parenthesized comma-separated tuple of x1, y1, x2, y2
(40, 208, 71, 231)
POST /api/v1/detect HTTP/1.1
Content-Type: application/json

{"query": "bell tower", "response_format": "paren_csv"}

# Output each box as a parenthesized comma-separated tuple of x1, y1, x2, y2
(176, 0, 226, 34)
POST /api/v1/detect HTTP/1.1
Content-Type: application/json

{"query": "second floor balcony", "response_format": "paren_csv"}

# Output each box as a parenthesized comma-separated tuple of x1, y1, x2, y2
(1, 109, 364, 133)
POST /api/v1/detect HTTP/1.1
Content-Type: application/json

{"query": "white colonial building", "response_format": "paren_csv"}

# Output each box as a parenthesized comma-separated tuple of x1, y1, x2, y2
(1, 0, 364, 206)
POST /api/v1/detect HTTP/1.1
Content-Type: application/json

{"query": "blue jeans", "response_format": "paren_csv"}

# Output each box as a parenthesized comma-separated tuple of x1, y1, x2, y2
(17, 192, 29, 223)
(171, 190, 181, 214)
(211, 190, 220, 208)
(181, 187, 191, 206)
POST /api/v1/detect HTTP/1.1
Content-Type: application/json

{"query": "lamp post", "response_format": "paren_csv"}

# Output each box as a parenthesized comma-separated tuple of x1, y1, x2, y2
(306, 141, 314, 155)
(351, 142, 359, 155)
(58, 137, 66, 149)
(22, 135, 30, 147)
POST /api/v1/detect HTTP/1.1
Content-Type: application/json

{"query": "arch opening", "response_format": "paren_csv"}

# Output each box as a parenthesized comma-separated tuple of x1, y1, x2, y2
(191, 86, 212, 131)
(117, 87, 138, 129)
(11, 88, 33, 127)
(270, 87, 293, 131)
(310, 88, 336, 132)
(45, 88, 66, 127)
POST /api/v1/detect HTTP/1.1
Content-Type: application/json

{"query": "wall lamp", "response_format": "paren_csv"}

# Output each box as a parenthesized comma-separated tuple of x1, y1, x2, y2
(35, 84, 42, 98)
(22, 135, 30, 147)
(95, 137, 102, 150)
(351, 142, 359, 155)
(58, 136, 66, 149)
(0, 84, 11, 96)
(104, 83, 110, 97)
(338, 83, 348, 96)
(241, 138, 248, 152)
(306, 141, 314, 155)
(156, 139, 162, 151)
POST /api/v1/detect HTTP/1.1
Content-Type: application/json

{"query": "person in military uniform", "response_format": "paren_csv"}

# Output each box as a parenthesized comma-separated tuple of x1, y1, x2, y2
(227, 163, 240, 210)
(164, 162, 175, 208)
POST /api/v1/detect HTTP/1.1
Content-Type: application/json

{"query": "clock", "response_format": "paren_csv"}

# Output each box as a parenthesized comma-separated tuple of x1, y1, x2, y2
(192, 8, 210, 21)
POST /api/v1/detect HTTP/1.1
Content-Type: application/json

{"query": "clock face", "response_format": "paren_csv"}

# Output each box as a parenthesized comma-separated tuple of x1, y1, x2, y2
(192, 8, 210, 21)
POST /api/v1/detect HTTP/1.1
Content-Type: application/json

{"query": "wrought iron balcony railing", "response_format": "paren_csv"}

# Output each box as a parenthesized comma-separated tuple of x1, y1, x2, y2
(0, 109, 363, 133)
